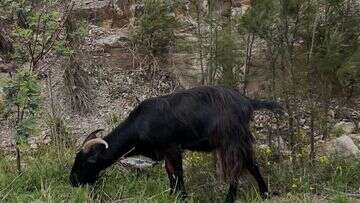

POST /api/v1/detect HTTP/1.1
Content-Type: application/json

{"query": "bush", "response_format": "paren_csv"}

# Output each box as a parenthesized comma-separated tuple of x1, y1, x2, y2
(131, 0, 178, 58)
(216, 27, 242, 87)
(3, 69, 41, 139)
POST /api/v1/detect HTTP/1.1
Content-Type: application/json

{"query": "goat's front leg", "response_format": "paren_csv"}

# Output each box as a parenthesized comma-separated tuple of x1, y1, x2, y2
(164, 149, 186, 200)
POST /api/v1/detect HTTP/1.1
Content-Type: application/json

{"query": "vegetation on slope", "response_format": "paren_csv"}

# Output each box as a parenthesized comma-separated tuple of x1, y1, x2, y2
(0, 146, 359, 202)
(0, 0, 359, 202)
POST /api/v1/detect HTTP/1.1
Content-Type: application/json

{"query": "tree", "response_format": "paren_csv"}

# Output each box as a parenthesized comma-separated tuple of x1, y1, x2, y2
(3, 70, 41, 174)
(2, 0, 74, 71)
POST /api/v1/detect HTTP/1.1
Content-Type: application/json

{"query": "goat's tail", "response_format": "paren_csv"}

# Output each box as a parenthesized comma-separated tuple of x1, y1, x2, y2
(250, 99, 287, 116)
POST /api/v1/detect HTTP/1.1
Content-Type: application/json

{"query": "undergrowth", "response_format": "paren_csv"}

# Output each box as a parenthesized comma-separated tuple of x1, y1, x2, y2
(0, 146, 359, 202)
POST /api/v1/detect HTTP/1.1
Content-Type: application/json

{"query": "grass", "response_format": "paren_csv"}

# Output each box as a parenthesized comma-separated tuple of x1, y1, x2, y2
(0, 146, 359, 203)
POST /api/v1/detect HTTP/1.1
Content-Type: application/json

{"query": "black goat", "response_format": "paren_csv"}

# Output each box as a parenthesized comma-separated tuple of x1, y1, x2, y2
(70, 86, 283, 202)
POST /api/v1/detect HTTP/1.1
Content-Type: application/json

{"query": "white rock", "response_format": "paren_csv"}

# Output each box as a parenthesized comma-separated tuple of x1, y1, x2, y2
(334, 121, 355, 134)
(120, 156, 157, 169)
(30, 143, 38, 149)
(257, 144, 269, 150)
(74, 0, 110, 10)
(322, 135, 359, 157)
(300, 118, 306, 125)
(276, 136, 286, 150)
(328, 110, 335, 118)
(94, 32, 128, 47)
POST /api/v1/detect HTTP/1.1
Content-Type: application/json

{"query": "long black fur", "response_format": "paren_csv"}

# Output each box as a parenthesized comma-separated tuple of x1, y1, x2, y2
(70, 86, 283, 202)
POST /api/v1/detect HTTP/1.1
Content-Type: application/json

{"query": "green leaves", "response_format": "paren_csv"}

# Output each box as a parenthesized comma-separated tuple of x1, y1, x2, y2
(3, 69, 41, 140)
(337, 47, 360, 86)
(1, 0, 70, 69)
(16, 118, 38, 139)
(241, 0, 359, 90)
(4, 70, 40, 111)
(131, 0, 178, 58)
(240, 0, 277, 38)
(14, 27, 33, 41)
(54, 41, 75, 57)
(216, 27, 242, 87)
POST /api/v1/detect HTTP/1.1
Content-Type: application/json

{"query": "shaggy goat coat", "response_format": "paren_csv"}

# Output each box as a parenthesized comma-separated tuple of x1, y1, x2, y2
(70, 86, 283, 202)
(117, 86, 275, 181)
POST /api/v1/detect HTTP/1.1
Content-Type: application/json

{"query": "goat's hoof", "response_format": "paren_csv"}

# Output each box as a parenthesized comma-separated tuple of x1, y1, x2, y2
(261, 191, 280, 199)
(225, 195, 235, 203)
(179, 193, 188, 202)
(260, 192, 269, 199)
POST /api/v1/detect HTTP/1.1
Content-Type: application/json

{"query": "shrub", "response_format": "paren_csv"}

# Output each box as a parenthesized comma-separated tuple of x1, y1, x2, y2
(131, 0, 178, 58)
(3, 69, 41, 139)
(45, 114, 73, 150)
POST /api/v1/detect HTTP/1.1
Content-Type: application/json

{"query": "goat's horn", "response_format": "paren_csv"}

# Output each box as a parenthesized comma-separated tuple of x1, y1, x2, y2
(82, 138, 109, 152)
(88, 129, 105, 138)
(83, 129, 105, 145)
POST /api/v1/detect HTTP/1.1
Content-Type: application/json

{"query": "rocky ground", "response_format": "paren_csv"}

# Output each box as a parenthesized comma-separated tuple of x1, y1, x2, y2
(1, 0, 359, 165)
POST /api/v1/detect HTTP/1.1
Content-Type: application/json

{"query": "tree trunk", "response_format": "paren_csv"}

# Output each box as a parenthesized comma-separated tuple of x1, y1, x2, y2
(267, 125, 272, 148)
(242, 33, 255, 95)
(195, 0, 205, 85)
(309, 109, 315, 163)
(16, 146, 21, 174)
(321, 81, 330, 140)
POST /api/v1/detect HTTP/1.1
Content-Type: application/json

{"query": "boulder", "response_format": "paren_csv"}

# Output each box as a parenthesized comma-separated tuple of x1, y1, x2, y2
(334, 121, 356, 134)
(321, 135, 359, 157)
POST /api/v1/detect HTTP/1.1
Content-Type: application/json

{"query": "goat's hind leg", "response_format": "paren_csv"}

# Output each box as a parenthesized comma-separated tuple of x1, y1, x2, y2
(165, 159, 176, 194)
(246, 160, 269, 199)
(225, 180, 238, 203)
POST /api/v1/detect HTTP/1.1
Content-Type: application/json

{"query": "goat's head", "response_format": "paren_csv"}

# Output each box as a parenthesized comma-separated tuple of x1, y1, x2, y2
(70, 129, 109, 187)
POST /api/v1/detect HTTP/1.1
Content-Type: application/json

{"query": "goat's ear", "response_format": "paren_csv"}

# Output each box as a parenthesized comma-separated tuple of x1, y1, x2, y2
(83, 129, 104, 145)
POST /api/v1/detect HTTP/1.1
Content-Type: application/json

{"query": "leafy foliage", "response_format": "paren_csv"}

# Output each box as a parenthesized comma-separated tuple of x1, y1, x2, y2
(131, 0, 178, 58)
(1, 0, 71, 70)
(337, 47, 360, 89)
(3, 69, 41, 139)
(240, 0, 278, 39)
(216, 27, 242, 87)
